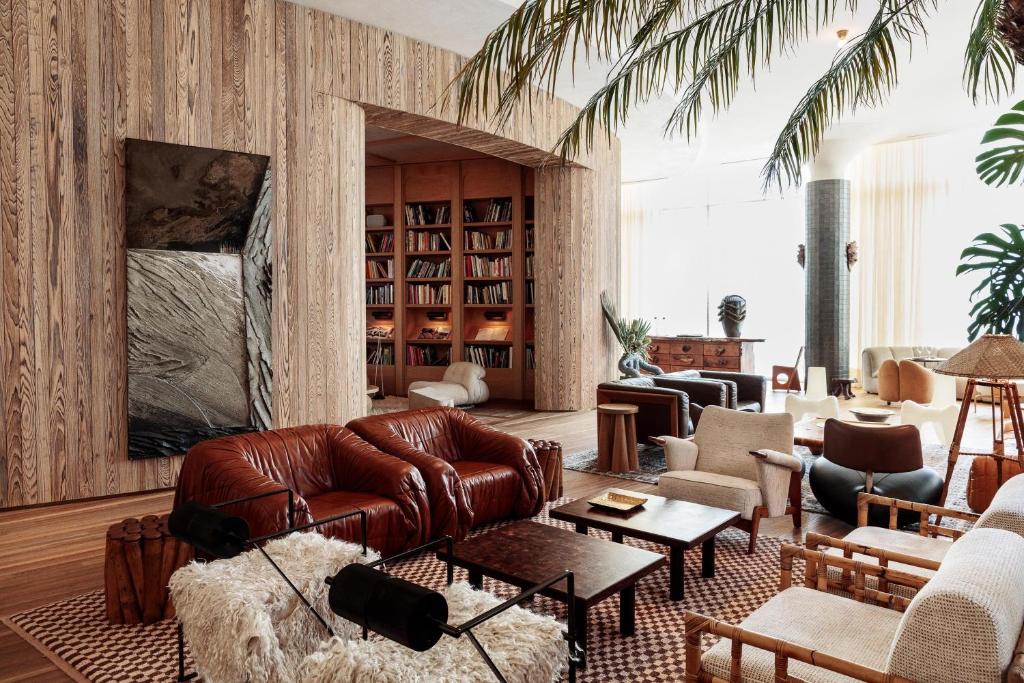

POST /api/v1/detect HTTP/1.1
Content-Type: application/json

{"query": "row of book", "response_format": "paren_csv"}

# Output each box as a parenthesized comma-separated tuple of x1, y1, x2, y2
(407, 284, 451, 304)
(525, 227, 535, 250)
(464, 229, 512, 250)
(465, 255, 512, 277)
(407, 230, 453, 252)
(466, 283, 511, 305)
(366, 259, 393, 279)
(526, 281, 535, 305)
(464, 345, 511, 369)
(407, 258, 451, 278)
(366, 284, 394, 305)
(525, 254, 534, 278)
(405, 203, 450, 225)
(526, 346, 535, 369)
(368, 345, 395, 365)
(407, 345, 450, 367)
(366, 233, 394, 253)
(464, 198, 513, 223)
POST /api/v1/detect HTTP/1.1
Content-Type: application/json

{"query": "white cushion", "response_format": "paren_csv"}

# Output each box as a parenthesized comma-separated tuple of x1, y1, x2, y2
(886, 528, 1024, 682)
(828, 526, 953, 582)
(703, 586, 902, 683)
(170, 533, 378, 683)
(976, 472, 1024, 538)
(408, 385, 461, 409)
(299, 582, 566, 682)
(659, 469, 763, 519)
(442, 362, 489, 404)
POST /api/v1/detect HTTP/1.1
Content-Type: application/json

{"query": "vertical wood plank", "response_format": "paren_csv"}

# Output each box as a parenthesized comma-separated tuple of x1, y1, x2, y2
(108, 0, 127, 492)
(0, 0, 16, 504)
(149, 0, 163, 141)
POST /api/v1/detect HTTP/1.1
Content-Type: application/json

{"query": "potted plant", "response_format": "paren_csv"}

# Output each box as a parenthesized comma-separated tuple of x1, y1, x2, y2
(600, 292, 660, 378)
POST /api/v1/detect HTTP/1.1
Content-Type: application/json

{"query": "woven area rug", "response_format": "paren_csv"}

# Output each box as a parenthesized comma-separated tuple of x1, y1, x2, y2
(4, 500, 789, 682)
(565, 441, 974, 520)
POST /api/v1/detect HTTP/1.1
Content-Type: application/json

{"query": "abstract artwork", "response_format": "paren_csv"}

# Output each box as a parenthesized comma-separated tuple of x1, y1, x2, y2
(125, 139, 271, 459)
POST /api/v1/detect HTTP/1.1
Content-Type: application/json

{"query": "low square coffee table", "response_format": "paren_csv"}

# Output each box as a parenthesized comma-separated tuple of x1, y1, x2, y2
(438, 520, 665, 654)
(550, 490, 739, 600)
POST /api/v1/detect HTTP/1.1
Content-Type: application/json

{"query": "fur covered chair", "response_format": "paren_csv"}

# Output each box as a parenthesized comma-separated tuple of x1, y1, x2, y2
(408, 362, 489, 409)
(170, 533, 378, 683)
(299, 582, 567, 682)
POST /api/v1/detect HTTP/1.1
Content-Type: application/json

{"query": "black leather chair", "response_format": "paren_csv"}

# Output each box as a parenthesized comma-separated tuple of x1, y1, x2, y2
(596, 377, 693, 440)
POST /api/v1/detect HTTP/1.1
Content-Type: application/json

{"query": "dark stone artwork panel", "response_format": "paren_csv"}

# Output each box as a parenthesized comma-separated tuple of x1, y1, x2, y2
(125, 139, 270, 252)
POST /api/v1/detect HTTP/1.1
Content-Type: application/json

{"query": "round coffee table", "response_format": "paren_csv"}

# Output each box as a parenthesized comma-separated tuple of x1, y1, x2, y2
(596, 403, 639, 473)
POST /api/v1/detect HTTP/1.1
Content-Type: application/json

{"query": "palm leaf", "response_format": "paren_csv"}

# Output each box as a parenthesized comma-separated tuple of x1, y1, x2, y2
(976, 99, 1024, 186)
(958, 223, 1024, 339)
(761, 0, 936, 191)
(964, 0, 1018, 104)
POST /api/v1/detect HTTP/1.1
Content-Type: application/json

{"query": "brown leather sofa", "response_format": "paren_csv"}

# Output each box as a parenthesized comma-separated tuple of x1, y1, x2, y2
(348, 407, 544, 540)
(173, 425, 430, 556)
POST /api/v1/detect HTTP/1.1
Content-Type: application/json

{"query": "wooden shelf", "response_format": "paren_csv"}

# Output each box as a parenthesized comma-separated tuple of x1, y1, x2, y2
(407, 339, 452, 345)
(367, 251, 394, 257)
(464, 249, 513, 255)
(406, 250, 451, 256)
(464, 303, 513, 309)
(464, 221, 512, 227)
(464, 276, 513, 282)
(366, 304, 395, 309)
(406, 277, 451, 282)
(405, 223, 452, 229)
(406, 303, 452, 308)
(366, 337, 396, 343)
(366, 278, 394, 283)
(465, 339, 513, 346)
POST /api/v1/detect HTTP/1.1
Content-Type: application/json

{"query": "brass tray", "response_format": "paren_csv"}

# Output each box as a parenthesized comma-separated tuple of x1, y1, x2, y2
(587, 489, 648, 512)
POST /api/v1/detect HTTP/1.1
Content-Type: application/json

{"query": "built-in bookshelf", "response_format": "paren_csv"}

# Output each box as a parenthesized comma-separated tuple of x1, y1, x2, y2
(366, 158, 536, 401)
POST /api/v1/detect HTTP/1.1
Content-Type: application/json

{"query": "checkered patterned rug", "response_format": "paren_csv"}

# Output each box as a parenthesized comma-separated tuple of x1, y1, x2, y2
(6, 501, 789, 682)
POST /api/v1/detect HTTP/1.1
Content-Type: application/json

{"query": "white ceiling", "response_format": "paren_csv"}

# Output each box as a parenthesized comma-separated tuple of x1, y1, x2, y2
(297, 0, 1024, 183)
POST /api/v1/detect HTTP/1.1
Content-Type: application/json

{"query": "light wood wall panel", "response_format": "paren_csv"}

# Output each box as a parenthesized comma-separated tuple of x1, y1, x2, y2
(0, 0, 619, 508)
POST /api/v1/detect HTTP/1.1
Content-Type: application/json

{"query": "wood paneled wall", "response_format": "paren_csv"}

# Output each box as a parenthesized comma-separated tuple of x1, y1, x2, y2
(0, 0, 619, 508)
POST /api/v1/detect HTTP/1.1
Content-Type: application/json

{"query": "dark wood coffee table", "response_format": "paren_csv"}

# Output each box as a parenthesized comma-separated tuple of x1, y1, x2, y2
(438, 520, 665, 655)
(550, 490, 739, 601)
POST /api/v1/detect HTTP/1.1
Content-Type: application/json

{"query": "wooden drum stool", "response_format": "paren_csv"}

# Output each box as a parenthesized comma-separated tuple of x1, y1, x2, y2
(597, 403, 640, 473)
(529, 439, 564, 501)
(104, 513, 193, 625)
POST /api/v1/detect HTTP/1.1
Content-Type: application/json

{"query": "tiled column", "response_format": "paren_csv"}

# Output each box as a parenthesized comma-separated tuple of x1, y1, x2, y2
(805, 179, 850, 384)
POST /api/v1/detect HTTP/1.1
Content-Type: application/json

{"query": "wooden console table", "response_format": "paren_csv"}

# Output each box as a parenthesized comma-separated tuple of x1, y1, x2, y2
(646, 336, 764, 373)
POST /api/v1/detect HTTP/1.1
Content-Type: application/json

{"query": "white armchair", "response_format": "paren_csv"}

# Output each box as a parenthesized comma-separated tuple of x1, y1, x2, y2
(407, 362, 489, 409)
(901, 399, 958, 446)
(784, 394, 839, 423)
(658, 405, 801, 553)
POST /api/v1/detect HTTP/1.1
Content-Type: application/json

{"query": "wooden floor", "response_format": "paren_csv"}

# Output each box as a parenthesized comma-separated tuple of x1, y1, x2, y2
(0, 390, 999, 682)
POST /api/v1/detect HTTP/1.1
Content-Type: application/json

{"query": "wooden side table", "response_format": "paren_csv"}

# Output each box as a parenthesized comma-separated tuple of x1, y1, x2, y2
(596, 403, 640, 473)
(104, 513, 193, 625)
(529, 439, 564, 501)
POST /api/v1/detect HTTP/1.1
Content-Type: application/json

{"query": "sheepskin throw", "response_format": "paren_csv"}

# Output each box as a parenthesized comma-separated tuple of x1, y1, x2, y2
(300, 582, 567, 683)
(169, 533, 379, 683)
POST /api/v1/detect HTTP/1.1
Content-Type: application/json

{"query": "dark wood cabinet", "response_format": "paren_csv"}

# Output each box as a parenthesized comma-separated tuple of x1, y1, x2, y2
(647, 336, 763, 373)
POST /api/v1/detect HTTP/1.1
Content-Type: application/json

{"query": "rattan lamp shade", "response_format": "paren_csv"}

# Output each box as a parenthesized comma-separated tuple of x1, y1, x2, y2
(934, 334, 1024, 380)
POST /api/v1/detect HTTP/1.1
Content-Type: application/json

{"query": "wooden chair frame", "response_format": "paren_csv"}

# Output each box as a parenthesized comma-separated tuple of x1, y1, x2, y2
(856, 492, 980, 540)
(741, 455, 802, 555)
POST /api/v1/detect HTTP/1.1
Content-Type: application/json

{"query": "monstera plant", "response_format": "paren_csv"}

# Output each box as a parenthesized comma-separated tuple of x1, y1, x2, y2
(958, 99, 1024, 339)
(600, 292, 658, 377)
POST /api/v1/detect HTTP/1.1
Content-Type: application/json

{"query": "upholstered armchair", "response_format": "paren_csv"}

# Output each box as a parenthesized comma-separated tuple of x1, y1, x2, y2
(685, 528, 1024, 683)
(658, 369, 767, 428)
(596, 376, 692, 440)
(347, 407, 544, 540)
(407, 361, 489, 409)
(878, 358, 934, 404)
(173, 426, 430, 556)
(657, 406, 800, 553)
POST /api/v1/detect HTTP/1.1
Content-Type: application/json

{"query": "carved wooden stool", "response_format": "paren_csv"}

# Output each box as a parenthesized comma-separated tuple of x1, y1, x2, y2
(830, 377, 856, 400)
(529, 439, 564, 501)
(104, 513, 193, 625)
(597, 403, 640, 473)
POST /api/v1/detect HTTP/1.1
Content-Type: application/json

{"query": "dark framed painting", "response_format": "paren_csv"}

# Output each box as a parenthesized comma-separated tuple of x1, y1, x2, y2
(124, 139, 272, 459)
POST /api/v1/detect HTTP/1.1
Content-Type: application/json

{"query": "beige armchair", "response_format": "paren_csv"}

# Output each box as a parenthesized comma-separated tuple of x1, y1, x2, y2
(657, 405, 800, 554)
(685, 527, 1024, 683)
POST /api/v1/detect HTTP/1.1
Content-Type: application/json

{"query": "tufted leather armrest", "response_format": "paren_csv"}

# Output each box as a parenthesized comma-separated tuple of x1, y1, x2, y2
(448, 409, 545, 518)
(327, 427, 432, 545)
(348, 412, 472, 540)
(698, 371, 767, 411)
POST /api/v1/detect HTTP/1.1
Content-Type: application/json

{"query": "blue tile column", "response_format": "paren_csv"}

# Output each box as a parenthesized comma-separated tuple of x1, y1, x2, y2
(805, 179, 850, 384)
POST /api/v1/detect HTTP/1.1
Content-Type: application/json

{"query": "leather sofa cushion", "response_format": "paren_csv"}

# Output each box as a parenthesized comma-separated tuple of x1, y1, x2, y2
(452, 460, 522, 527)
(659, 470, 763, 519)
(306, 491, 415, 557)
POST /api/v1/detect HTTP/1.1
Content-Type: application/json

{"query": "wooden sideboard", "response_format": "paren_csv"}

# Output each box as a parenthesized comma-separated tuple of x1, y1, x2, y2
(647, 336, 764, 373)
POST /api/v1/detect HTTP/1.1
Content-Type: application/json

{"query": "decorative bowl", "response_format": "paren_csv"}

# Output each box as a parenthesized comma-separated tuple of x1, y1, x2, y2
(849, 408, 895, 423)
(587, 489, 648, 512)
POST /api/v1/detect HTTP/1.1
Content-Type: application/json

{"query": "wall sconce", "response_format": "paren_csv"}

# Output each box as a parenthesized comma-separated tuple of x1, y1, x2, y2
(484, 311, 508, 321)
(426, 311, 449, 321)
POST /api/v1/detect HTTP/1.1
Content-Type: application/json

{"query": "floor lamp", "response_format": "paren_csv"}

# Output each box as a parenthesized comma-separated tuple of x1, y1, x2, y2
(934, 334, 1024, 509)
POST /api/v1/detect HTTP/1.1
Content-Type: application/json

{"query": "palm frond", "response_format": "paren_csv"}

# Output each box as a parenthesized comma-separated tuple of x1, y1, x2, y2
(761, 0, 936, 191)
(965, 0, 1018, 104)
(976, 98, 1024, 186)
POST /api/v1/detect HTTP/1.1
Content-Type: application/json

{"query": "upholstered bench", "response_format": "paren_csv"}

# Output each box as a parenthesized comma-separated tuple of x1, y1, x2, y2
(300, 582, 567, 682)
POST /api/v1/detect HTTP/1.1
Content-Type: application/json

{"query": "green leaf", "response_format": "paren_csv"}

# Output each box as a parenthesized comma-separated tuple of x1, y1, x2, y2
(976, 100, 1024, 186)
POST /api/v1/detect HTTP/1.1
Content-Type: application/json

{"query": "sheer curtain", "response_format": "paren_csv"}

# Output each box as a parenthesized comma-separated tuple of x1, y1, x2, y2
(620, 180, 660, 317)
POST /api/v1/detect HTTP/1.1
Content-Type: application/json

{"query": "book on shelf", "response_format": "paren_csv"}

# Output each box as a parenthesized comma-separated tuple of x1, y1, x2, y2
(366, 232, 394, 252)
(367, 325, 394, 339)
(464, 254, 512, 277)
(406, 230, 452, 252)
(366, 284, 394, 305)
(464, 198, 512, 223)
(366, 259, 394, 278)
(465, 282, 511, 305)
(415, 327, 451, 340)
(464, 229, 512, 250)
(406, 258, 451, 278)
(465, 344, 511, 369)
(368, 344, 395, 365)
(525, 227, 535, 250)
(407, 345, 449, 367)
(525, 346, 535, 369)
(526, 281, 534, 305)
(407, 283, 451, 304)
(473, 326, 510, 341)
(525, 253, 534, 277)
(405, 203, 450, 226)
